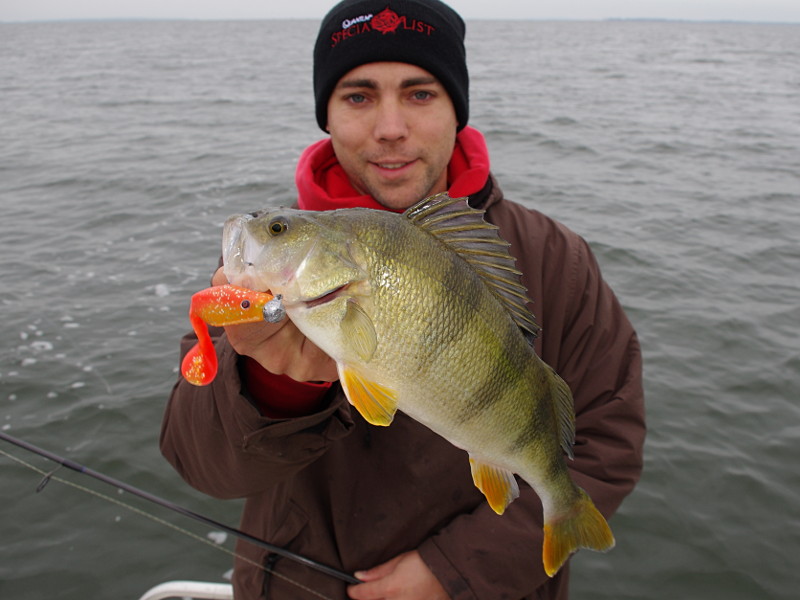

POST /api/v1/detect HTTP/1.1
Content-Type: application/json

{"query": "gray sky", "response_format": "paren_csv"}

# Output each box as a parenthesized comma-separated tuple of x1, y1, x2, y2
(2, 0, 799, 23)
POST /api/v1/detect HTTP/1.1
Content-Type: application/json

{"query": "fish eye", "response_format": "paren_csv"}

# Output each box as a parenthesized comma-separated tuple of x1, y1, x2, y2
(240, 300, 251, 309)
(268, 218, 288, 236)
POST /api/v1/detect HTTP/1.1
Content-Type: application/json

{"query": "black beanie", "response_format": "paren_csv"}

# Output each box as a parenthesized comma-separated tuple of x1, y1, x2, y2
(313, 0, 469, 132)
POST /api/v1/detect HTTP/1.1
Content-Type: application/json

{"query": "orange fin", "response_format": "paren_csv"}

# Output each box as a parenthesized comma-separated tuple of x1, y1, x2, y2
(468, 457, 520, 515)
(542, 489, 615, 577)
(339, 365, 398, 426)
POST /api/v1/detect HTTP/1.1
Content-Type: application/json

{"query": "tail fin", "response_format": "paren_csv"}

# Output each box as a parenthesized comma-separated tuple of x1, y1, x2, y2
(542, 490, 615, 577)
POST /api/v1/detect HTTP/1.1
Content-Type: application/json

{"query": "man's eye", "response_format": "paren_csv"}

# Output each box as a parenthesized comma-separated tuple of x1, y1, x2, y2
(347, 93, 367, 104)
(412, 90, 433, 101)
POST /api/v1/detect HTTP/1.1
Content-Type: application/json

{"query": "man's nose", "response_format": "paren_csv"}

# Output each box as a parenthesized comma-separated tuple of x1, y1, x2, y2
(373, 98, 409, 142)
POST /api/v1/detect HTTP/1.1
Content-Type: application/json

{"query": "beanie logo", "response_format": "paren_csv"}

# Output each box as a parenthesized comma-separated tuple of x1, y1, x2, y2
(330, 5, 436, 47)
(371, 8, 401, 34)
(342, 14, 373, 30)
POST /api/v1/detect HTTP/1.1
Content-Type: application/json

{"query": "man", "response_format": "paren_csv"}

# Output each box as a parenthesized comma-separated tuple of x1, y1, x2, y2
(160, 1, 645, 599)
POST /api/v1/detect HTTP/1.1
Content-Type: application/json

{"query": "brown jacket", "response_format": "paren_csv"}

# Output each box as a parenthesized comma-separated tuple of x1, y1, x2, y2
(160, 179, 645, 599)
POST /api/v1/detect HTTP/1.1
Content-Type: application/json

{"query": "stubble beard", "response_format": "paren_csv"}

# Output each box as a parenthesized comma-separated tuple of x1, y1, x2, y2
(361, 164, 445, 211)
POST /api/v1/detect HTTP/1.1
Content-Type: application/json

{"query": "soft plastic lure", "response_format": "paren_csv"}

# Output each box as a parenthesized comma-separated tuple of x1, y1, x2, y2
(181, 285, 282, 386)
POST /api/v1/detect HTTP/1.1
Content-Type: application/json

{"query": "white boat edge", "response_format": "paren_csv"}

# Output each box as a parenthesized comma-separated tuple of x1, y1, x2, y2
(138, 581, 233, 600)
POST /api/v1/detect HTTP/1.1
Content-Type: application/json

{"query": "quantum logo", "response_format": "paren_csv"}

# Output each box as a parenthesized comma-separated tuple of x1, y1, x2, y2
(342, 14, 373, 30)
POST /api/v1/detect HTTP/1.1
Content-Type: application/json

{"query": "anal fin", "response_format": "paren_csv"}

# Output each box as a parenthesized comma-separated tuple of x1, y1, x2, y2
(339, 365, 398, 426)
(469, 456, 520, 515)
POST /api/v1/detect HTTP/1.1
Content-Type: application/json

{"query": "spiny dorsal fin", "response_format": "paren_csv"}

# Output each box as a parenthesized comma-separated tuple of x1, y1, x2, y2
(404, 193, 541, 339)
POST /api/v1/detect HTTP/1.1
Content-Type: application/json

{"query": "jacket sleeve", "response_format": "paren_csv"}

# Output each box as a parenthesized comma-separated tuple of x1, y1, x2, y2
(417, 218, 645, 599)
(160, 328, 354, 499)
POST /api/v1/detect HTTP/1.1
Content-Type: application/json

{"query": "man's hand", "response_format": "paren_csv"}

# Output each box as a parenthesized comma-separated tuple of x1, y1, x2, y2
(347, 551, 450, 600)
(211, 268, 338, 382)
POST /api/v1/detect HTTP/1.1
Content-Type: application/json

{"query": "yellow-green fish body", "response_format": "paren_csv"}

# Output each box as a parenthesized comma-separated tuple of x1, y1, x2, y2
(222, 194, 613, 575)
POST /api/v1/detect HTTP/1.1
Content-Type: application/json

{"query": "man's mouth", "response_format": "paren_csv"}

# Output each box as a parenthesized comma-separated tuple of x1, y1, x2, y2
(372, 158, 416, 171)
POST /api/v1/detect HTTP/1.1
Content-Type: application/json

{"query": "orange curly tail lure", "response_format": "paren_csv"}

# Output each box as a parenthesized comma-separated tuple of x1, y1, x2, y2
(181, 285, 281, 386)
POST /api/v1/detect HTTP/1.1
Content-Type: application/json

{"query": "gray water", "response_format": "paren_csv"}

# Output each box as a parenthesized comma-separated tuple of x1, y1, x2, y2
(1, 19, 798, 600)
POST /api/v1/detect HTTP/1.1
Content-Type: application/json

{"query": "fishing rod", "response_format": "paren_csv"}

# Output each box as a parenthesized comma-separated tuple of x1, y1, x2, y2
(0, 430, 360, 585)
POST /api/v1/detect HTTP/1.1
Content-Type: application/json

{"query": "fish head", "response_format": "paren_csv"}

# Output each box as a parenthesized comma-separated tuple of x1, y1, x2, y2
(222, 208, 368, 310)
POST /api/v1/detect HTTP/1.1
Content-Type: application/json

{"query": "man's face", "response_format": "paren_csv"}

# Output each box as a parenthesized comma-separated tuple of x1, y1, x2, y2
(326, 62, 458, 211)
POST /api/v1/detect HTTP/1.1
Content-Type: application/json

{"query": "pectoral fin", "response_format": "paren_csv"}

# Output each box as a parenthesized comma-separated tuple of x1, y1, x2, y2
(342, 299, 378, 362)
(339, 365, 398, 426)
(469, 456, 520, 515)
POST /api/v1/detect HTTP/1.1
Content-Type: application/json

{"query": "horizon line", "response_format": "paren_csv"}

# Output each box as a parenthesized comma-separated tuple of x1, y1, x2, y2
(2, 16, 799, 25)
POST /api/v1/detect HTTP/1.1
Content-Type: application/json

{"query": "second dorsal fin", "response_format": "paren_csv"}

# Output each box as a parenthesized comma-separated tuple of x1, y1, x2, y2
(404, 193, 541, 340)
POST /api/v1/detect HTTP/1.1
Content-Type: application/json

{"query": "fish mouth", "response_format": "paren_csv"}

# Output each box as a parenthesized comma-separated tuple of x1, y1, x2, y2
(304, 284, 350, 308)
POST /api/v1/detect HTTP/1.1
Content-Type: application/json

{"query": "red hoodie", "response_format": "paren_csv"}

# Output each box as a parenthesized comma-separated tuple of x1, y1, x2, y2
(244, 126, 491, 417)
